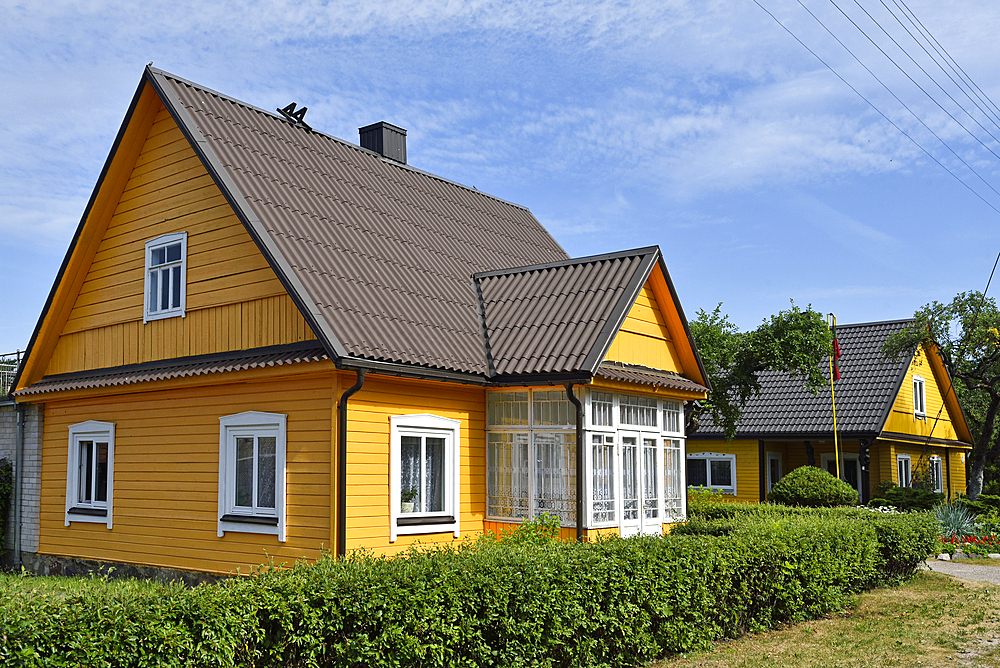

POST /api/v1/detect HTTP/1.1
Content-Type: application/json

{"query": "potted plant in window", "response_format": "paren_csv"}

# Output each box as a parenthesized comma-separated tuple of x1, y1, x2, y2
(401, 488, 418, 513)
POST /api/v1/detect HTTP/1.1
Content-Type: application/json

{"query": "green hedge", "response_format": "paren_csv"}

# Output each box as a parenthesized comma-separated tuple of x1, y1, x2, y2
(0, 507, 938, 668)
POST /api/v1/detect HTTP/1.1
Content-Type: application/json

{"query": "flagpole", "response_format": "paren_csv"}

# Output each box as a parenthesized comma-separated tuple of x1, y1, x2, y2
(828, 314, 840, 481)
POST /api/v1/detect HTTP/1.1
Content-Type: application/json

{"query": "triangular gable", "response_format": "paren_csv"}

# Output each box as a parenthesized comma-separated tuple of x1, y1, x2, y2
(879, 344, 973, 445)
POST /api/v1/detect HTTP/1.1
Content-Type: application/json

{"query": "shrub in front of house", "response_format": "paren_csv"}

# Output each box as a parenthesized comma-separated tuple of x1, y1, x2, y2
(767, 465, 859, 507)
(0, 509, 937, 668)
(868, 486, 944, 511)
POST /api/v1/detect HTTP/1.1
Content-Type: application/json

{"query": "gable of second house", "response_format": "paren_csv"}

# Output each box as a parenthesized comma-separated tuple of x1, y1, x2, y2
(37, 96, 316, 380)
(883, 347, 965, 443)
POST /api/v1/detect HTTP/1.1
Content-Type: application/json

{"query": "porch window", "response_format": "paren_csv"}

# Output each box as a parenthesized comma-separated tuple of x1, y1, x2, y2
(591, 434, 615, 524)
(687, 452, 736, 495)
(591, 391, 614, 427)
(620, 395, 657, 427)
(532, 390, 576, 426)
(218, 411, 287, 541)
(663, 439, 684, 521)
(913, 376, 926, 418)
(390, 414, 461, 542)
(897, 454, 912, 487)
(487, 392, 529, 426)
(533, 431, 577, 523)
(642, 437, 659, 519)
(663, 401, 682, 434)
(65, 421, 115, 528)
(144, 232, 187, 323)
(487, 432, 529, 519)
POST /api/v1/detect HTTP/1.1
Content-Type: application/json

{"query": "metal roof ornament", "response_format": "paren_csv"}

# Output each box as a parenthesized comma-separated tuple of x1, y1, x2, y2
(276, 102, 311, 130)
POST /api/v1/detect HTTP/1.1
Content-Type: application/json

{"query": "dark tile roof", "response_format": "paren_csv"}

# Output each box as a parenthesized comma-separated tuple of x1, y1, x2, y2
(475, 249, 657, 377)
(156, 70, 567, 376)
(596, 361, 710, 394)
(16, 343, 328, 396)
(691, 319, 914, 438)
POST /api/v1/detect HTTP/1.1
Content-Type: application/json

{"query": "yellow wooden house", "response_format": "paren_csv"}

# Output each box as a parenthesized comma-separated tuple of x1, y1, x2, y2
(687, 319, 972, 505)
(11, 67, 709, 577)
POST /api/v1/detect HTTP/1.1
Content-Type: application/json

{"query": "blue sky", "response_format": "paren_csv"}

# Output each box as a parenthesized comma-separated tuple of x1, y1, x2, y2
(3, 0, 1000, 354)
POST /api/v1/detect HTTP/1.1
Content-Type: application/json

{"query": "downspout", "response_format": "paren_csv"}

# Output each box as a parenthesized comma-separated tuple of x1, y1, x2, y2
(564, 384, 584, 542)
(336, 369, 367, 558)
(13, 403, 24, 569)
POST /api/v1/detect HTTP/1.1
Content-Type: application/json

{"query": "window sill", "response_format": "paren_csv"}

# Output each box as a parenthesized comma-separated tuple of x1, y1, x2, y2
(397, 515, 456, 527)
(67, 506, 107, 517)
(144, 309, 185, 324)
(220, 513, 279, 526)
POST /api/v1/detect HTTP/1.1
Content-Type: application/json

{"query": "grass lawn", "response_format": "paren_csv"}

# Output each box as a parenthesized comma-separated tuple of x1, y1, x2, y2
(654, 572, 1000, 668)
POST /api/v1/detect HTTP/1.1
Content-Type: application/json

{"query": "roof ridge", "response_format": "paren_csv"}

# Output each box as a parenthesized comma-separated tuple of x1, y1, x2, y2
(150, 66, 537, 214)
(473, 246, 659, 280)
(835, 318, 916, 328)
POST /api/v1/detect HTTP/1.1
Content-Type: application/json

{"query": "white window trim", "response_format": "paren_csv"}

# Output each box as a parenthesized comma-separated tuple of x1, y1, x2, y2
(390, 413, 461, 543)
(766, 451, 783, 492)
(896, 453, 912, 488)
(218, 411, 287, 541)
(662, 400, 685, 437)
(143, 231, 188, 323)
(65, 420, 115, 529)
(913, 375, 926, 419)
(929, 455, 944, 493)
(686, 451, 737, 495)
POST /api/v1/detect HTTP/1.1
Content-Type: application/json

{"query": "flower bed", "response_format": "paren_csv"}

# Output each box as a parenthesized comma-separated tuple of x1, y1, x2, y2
(939, 534, 1000, 556)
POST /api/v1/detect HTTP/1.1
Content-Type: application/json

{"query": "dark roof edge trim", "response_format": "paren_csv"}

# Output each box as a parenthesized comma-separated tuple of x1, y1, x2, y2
(490, 372, 593, 387)
(878, 430, 972, 448)
(581, 251, 658, 374)
(10, 76, 151, 397)
(27, 340, 324, 385)
(146, 67, 537, 215)
(687, 430, 880, 441)
(144, 67, 350, 364)
(339, 357, 490, 386)
(873, 341, 919, 434)
(835, 317, 917, 329)
(473, 246, 659, 280)
(655, 255, 712, 392)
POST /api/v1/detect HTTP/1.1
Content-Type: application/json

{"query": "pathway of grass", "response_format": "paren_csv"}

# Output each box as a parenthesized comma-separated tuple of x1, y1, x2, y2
(655, 572, 1000, 668)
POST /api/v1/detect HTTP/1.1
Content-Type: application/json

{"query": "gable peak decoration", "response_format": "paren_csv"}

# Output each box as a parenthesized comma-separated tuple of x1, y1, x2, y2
(277, 102, 311, 130)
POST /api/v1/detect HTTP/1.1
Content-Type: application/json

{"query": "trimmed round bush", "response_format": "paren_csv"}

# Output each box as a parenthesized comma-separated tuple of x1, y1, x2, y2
(767, 465, 859, 507)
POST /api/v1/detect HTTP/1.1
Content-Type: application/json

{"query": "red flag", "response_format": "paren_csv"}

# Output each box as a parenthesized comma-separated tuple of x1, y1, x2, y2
(832, 326, 842, 381)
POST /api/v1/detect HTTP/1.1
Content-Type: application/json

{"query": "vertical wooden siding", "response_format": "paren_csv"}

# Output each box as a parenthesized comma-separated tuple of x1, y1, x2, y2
(43, 102, 315, 377)
(883, 351, 959, 441)
(345, 374, 487, 555)
(39, 370, 333, 575)
(604, 282, 682, 372)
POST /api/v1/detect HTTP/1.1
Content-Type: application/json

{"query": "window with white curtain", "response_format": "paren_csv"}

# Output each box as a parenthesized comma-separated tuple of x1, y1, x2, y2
(487, 432, 529, 519)
(218, 411, 287, 541)
(591, 391, 614, 427)
(533, 431, 577, 523)
(663, 401, 682, 434)
(591, 434, 615, 525)
(642, 437, 659, 519)
(390, 414, 461, 542)
(144, 232, 187, 323)
(620, 395, 658, 427)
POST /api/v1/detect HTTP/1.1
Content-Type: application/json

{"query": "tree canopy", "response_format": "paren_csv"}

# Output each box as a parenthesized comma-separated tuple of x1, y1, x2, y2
(882, 291, 1000, 500)
(688, 302, 832, 440)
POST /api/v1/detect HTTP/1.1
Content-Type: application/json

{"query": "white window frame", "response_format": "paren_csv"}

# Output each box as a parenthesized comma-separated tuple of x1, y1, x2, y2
(663, 438, 685, 522)
(766, 451, 783, 493)
(686, 452, 737, 495)
(143, 231, 188, 323)
(929, 455, 944, 494)
(662, 400, 684, 436)
(896, 453, 912, 488)
(65, 421, 115, 528)
(218, 411, 287, 541)
(390, 414, 461, 543)
(913, 375, 926, 419)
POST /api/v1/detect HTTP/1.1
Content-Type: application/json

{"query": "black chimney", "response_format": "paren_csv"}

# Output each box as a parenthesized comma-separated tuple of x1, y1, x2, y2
(359, 122, 407, 164)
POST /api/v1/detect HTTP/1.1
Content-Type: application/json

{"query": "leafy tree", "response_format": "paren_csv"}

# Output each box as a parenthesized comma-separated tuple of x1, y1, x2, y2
(688, 302, 832, 439)
(883, 291, 1000, 500)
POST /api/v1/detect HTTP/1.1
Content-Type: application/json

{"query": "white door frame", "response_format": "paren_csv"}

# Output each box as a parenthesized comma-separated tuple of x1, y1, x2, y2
(766, 451, 783, 493)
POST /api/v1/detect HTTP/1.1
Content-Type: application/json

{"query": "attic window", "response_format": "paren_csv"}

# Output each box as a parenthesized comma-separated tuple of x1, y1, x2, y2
(913, 375, 926, 419)
(144, 232, 187, 323)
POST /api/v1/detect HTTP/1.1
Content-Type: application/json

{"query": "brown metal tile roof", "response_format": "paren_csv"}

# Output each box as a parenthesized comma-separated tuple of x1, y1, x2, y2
(157, 70, 568, 376)
(596, 361, 710, 394)
(475, 249, 658, 378)
(15, 343, 328, 396)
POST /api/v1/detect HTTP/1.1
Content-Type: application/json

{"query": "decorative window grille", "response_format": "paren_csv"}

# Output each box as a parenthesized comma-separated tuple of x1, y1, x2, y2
(663, 439, 684, 521)
(591, 391, 614, 427)
(487, 432, 529, 519)
(533, 432, 576, 523)
(591, 434, 615, 524)
(532, 390, 576, 426)
(642, 438, 659, 519)
(620, 395, 657, 427)
(663, 401, 682, 434)
(913, 376, 926, 418)
(622, 436, 639, 520)
(487, 392, 529, 426)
